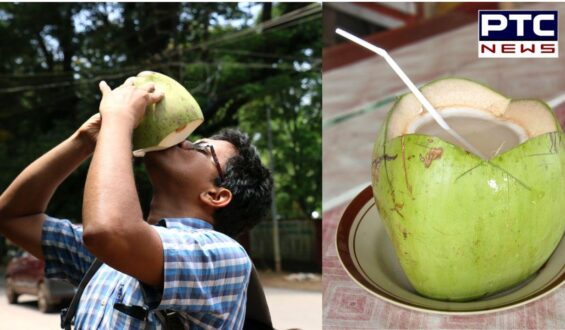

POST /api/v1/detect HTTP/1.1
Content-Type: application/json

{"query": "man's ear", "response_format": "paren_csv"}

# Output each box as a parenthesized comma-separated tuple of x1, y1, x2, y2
(200, 187, 232, 209)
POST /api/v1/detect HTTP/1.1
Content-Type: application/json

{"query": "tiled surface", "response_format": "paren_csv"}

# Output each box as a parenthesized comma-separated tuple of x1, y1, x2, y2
(323, 204, 565, 329)
(323, 2, 565, 329)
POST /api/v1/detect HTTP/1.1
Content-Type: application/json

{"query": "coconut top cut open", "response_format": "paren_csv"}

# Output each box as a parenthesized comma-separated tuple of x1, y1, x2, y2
(132, 72, 204, 157)
(386, 78, 559, 159)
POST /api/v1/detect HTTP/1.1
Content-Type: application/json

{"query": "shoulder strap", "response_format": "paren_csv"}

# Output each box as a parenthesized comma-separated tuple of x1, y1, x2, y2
(60, 259, 103, 330)
(153, 310, 185, 330)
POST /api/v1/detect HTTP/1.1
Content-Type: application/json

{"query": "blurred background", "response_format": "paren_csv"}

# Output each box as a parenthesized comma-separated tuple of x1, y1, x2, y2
(322, 2, 565, 329)
(0, 2, 322, 329)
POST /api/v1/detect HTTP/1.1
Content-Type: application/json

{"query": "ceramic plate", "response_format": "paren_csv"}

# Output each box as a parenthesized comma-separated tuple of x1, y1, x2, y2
(336, 185, 565, 314)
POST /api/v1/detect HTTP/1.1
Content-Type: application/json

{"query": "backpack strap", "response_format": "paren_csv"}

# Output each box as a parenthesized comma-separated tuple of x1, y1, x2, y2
(60, 259, 103, 330)
(153, 309, 185, 330)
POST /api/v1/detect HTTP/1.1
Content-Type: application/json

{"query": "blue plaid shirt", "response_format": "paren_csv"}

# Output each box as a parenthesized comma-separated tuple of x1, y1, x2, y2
(41, 216, 251, 329)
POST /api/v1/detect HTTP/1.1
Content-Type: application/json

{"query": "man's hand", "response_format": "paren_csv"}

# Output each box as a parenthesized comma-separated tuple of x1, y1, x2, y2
(75, 113, 101, 153)
(98, 80, 164, 129)
(82, 78, 166, 287)
(0, 113, 103, 259)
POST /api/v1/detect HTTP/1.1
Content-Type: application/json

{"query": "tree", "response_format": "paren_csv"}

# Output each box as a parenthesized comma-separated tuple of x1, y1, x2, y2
(0, 3, 321, 230)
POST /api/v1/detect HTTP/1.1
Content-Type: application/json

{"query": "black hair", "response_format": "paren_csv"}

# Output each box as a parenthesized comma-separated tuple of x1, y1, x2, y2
(210, 128, 273, 238)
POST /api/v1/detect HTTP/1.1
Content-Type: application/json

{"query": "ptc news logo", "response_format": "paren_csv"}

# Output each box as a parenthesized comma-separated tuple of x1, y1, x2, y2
(479, 10, 558, 58)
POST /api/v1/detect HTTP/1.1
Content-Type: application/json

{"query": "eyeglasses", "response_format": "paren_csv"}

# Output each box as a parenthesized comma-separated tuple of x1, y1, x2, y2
(188, 142, 225, 182)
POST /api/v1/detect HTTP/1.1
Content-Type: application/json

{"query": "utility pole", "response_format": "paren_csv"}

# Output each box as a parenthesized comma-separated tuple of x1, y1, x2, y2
(266, 106, 282, 272)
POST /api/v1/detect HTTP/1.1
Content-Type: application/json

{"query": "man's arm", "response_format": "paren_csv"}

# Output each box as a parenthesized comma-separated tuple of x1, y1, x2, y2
(0, 114, 100, 259)
(82, 81, 165, 287)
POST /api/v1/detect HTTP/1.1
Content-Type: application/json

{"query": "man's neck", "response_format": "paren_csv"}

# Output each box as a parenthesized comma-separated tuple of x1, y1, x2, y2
(146, 194, 213, 225)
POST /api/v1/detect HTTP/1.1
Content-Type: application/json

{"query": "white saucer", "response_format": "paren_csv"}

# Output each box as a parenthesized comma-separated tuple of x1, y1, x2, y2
(335, 185, 565, 314)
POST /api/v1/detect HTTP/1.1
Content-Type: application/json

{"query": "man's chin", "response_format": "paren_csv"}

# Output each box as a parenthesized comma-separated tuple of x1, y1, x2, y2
(143, 147, 173, 169)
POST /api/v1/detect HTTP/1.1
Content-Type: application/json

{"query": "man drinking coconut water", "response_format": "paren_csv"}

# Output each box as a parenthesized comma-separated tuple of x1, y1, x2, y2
(0, 73, 273, 329)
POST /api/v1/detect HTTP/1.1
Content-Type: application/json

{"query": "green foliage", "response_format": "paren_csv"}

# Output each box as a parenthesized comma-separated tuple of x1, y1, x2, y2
(0, 3, 321, 222)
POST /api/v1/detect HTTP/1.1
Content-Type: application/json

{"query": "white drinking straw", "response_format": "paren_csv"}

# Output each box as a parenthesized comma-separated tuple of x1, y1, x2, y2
(335, 28, 486, 159)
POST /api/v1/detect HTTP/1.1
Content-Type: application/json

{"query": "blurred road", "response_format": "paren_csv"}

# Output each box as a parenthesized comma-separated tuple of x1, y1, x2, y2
(0, 274, 59, 330)
(0, 271, 322, 330)
(265, 287, 322, 330)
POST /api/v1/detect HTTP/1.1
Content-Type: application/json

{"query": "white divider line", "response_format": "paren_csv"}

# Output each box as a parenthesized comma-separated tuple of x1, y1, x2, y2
(548, 93, 565, 108)
(323, 182, 370, 212)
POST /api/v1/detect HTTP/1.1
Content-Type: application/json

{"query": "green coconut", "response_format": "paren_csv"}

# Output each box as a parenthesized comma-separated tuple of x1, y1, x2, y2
(371, 78, 565, 301)
(131, 71, 203, 157)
